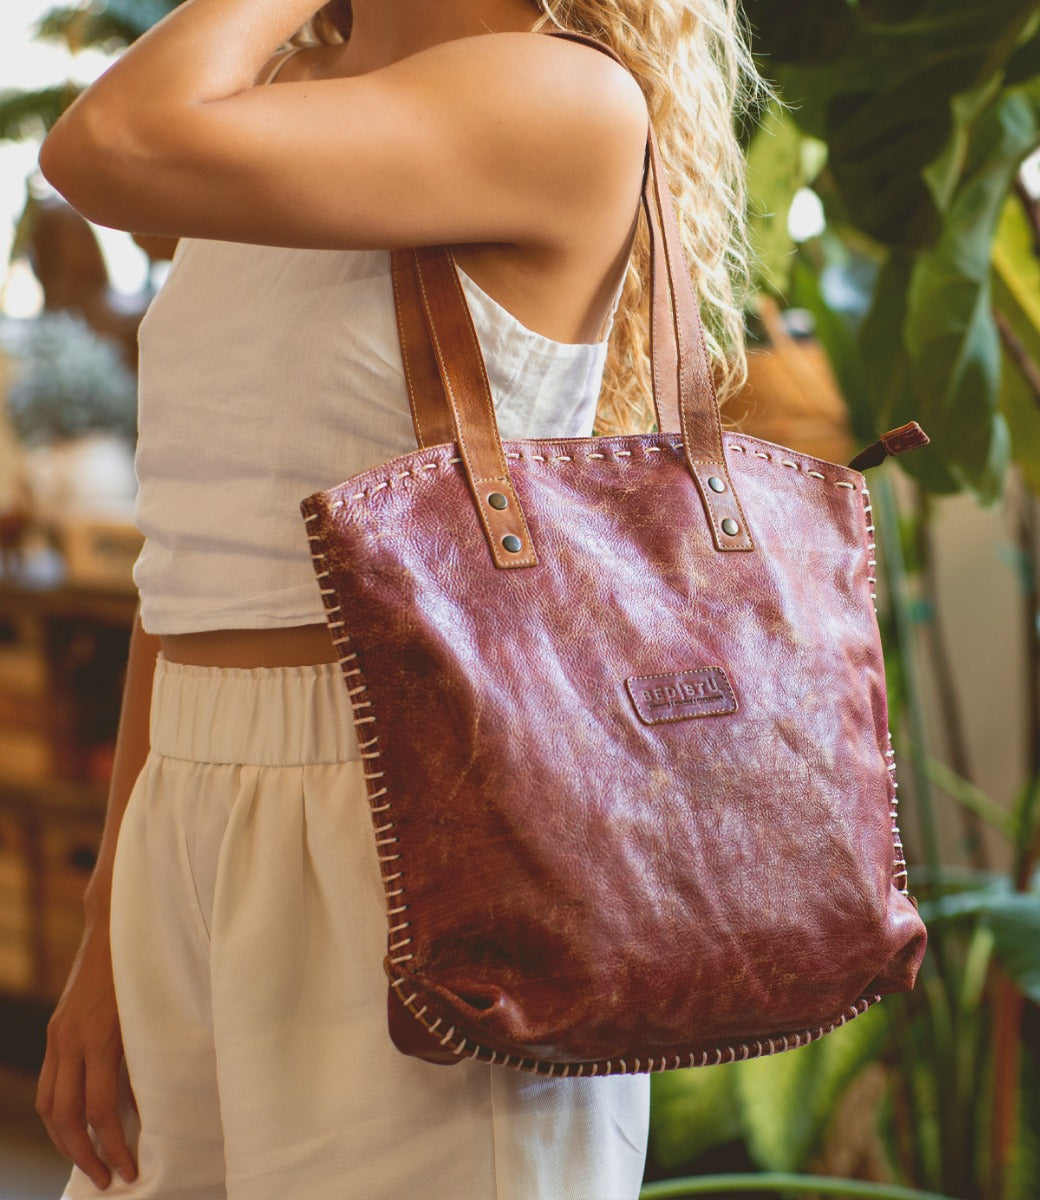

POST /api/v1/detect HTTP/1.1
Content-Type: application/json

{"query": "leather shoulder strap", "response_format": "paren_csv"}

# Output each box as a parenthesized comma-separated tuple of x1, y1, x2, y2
(391, 28, 754, 564)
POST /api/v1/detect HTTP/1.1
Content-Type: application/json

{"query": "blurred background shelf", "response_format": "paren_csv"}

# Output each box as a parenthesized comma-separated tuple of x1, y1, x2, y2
(0, 551, 133, 1007)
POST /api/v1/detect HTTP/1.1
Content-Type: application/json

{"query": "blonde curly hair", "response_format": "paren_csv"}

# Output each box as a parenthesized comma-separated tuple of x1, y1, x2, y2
(290, 1, 763, 434)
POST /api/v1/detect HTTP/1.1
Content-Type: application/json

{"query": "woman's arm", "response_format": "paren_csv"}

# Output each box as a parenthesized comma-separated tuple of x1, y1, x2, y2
(36, 611, 161, 1191)
(37, 0, 646, 252)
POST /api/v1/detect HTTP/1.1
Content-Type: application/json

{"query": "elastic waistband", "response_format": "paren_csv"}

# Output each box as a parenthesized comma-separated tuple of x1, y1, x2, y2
(149, 655, 361, 765)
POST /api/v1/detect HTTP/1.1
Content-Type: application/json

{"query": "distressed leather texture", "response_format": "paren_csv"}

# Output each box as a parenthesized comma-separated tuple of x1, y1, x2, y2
(300, 32, 927, 1074)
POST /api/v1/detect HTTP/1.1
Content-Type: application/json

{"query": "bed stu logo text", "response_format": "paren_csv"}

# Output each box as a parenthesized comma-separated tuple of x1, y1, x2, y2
(641, 677, 724, 708)
(625, 667, 738, 726)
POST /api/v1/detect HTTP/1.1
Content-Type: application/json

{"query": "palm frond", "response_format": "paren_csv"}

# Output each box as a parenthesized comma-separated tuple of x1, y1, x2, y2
(0, 85, 79, 141)
(34, 1, 182, 53)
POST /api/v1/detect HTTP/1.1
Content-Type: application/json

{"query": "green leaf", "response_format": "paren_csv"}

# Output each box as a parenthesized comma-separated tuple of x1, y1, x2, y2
(921, 79, 1004, 216)
(35, 1, 183, 49)
(648, 1067, 741, 1172)
(856, 255, 960, 489)
(993, 196, 1040, 492)
(1007, 1047, 1040, 1200)
(745, 0, 859, 68)
(1004, 9, 1040, 86)
(994, 196, 1040, 334)
(0, 85, 78, 141)
(746, 102, 811, 294)
(733, 1004, 889, 1172)
(759, 0, 1040, 247)
(788, 250, 875, 443)
(977, 895, 1040, 1001)
(999, 335, 1040, 494)
(922, 889, 1040, 1002)
(902, 87, 1040, 497)
(641, 1171, 959, 1199)
(917, 754, 1015, 836)
(860, 253, 916, 429)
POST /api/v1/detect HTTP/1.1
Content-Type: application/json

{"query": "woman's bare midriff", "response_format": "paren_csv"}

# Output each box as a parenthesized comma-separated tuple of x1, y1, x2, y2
(160, 624, 337, 667)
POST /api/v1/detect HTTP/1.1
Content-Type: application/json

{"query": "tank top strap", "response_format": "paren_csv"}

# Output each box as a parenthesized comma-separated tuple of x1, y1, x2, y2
(258, 46, 308, 86)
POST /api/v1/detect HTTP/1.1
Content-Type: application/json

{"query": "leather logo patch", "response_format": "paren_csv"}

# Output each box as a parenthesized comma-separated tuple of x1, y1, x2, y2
(626, 667, 737, 725)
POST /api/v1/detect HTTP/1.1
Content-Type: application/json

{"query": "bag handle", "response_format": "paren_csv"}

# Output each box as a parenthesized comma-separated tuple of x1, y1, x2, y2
(390, 30, 754, 568)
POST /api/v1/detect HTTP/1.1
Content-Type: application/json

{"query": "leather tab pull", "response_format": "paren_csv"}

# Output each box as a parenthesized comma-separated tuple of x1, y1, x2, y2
(689, 462, 754, 551)
(848, 422, 930, 472)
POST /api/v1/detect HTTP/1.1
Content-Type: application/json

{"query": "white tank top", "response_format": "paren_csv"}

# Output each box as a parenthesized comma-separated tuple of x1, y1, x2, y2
(132, 238, 618, 633)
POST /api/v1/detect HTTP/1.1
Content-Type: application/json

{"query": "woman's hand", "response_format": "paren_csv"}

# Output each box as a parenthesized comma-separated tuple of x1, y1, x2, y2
(36, 915, 138, 1191)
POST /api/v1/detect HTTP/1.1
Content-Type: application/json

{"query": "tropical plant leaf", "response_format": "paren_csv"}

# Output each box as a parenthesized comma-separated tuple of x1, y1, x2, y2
(917, 754, 1015, 836)
(733, 1004, 889, 1173)
(922, 889, 1040, 1002)
(1004, 16, 1040, 85)
(856, 255, 962, 491)
(1007, 1046, 1040, 1200)
(993, 194, 1040, 334)
(788, 250, 875, 443)
(0, 85, 78, 141)
(648, 1067, 741, 1172)
(745, 0, 858, 68)
(35, 1, 182, 50)
(977, 896, 1040, 1002)
(641, 1172, 959, 1199)
(859, 254, 915, 428)
(921, 79, 1004, 217)
(901, 86, 1040, 498)
(998, 328, 1040, 495)
(745, 101, 809, 294)
(752, 0, 1040, 248)
(993, 196, 1040, 494)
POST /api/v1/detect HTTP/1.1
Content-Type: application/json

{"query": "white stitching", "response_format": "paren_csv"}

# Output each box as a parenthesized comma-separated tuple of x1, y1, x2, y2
(300, 524, 423, 1021)
(388, 981, 885, 1078)
(338, 437, 866, 509)
(307, 444, 893, 1077)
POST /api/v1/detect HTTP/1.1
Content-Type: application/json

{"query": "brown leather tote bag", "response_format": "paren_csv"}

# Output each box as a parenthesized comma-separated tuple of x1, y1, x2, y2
(301, 36, 928, 1077)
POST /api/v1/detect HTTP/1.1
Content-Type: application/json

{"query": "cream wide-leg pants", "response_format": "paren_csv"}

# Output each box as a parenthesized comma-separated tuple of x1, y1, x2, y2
(63, 657, 649, 1200)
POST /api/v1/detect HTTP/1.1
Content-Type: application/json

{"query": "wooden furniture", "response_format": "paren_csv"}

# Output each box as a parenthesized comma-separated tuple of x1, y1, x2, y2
(0, 551, 134, 1001)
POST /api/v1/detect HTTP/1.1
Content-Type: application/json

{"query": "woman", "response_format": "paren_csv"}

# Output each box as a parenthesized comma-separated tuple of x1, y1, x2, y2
(36, 1, 760, 1196)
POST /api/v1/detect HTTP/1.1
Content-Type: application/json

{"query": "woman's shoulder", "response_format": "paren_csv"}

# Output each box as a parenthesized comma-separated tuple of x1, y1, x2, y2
(413, 33, 647, 142)
(260, 31, 647, 145)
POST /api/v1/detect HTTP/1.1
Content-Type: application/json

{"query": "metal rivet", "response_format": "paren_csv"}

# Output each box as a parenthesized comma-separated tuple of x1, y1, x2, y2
(502, 535, 522, 553)
(721, 517, 740, 537)
(488, 492, 509, 511)
(707, 476, 726, 493)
